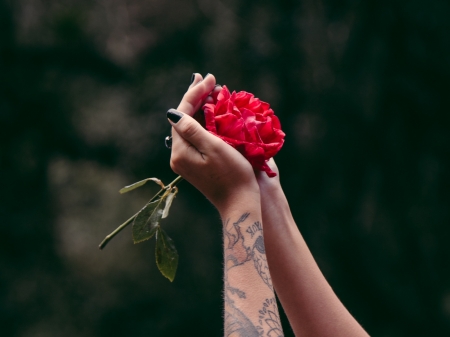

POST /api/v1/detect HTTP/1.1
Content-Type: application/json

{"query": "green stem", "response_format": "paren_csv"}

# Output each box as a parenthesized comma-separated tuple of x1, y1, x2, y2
(98, 212, 138, 250)
(98, 175, 183, 250)
(168, 175, 184, 188)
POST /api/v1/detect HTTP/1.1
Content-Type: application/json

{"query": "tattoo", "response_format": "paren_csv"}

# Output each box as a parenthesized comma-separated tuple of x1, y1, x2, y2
(224, 292, 259, 337)
(252, 236, 273, 291)
(228, 286, 246, 299)
(257, 298, 284, 337)
(224, 213, 281, 337)
(224, 214, 252, 271)
(224, 214, 274, 289)
(246, 221, 263, 238)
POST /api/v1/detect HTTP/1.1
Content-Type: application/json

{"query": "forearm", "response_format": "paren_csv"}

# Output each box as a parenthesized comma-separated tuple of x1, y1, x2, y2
(261, 186, 369, 337)
(167, 75, 283, 336)
(220, 192, 284, 337)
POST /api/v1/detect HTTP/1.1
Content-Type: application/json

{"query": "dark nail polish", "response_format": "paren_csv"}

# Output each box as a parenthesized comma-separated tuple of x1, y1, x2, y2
(167, 109, 183, 123)
(190, 73, 195, 84)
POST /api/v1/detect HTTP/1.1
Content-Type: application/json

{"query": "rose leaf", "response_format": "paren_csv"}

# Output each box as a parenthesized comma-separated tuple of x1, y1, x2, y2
(161, 187, 178, 219)
(155, 227, 179, 282)
(132, 197, 166, 244)
(120, 178, 165, 194)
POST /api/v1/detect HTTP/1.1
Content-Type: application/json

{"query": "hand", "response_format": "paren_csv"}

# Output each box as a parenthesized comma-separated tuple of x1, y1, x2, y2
(255, 158, 281, 193)
(168, 74, 260, 213)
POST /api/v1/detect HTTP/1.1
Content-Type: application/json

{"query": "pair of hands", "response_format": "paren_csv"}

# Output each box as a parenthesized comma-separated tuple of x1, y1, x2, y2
(168, 73, 280, 213)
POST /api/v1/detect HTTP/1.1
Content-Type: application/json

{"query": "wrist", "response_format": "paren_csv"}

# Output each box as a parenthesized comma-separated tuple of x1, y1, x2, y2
(260, 184, 292, 219)
(217, 182, 261, 219)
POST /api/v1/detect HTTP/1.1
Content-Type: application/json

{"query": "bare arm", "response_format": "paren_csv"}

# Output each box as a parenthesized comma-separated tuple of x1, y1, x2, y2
(168, 74, 284, 337)
(222, 206, 284, 337)
(257, 159, 369, 337)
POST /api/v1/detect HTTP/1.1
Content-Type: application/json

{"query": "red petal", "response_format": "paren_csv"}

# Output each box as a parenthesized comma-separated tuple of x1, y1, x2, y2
(203, 103, 217, 133)
(217, 86, 231, 101)
(215, 114, 245, 141)
(241, 108, 262, 143)
(260, 161, 277, 177)
(235, 91, 252, 107)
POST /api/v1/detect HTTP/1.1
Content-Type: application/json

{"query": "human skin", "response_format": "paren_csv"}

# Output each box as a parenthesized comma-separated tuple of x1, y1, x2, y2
(204, 83, 370, 337)
(168, 73, 284, 336)
(255, 160, 370, 337)
(171, 75, 369, 336)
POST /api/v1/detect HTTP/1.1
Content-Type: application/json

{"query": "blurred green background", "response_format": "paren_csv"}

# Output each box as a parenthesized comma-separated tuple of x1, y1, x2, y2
(1, 0, 450, 336)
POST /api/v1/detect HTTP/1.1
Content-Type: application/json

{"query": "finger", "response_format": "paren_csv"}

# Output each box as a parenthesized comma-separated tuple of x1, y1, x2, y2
(167, 108, 219, 153)
(189, 73, 203, 89)
(171, 127, 205, 167)
(171, 73, 205, 147)
(204, 95, 214, 104)
(202, 84, 222, 105)
(172, 74, 215, 151)
(211, 84, 222, 102)
(177, 73, 216, 117)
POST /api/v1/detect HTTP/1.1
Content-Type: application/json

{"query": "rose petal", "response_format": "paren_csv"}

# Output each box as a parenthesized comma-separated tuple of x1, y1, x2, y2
(235, 91, 252, 107)
(217, 86, 231, 101)
(215, 114, 245, 141)
(203, 87, 284, 178)
(260, 161, 277, 177)
(241, 108, 262, 143)
(203, 103, 217, 133)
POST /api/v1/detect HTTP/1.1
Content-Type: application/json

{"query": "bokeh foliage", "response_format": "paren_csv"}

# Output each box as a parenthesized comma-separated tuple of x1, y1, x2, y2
(1, 0, 450, 336)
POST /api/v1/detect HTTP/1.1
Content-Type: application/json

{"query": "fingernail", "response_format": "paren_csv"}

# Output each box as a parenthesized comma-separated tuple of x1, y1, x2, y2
(167, 109, 183, 124)
(190, 73, 195, 84)
(214, 84, 221, 87)
(204, 73, 211, 78)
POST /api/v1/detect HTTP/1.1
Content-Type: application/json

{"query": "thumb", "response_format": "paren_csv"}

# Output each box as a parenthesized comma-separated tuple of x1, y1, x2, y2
(167, 109, 218, 152)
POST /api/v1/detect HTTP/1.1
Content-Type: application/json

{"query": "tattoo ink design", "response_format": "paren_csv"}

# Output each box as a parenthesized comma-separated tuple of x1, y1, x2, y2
(256, 298, 284, 337)
(224, 213, 281, 337)
(224, 213, 252, 271)
(228, 286, 246, 299)
(224, 213, 259, 336)
(224, 291, 260, 337)
(252, 236, 273, 291)
(224, 214, 274, 290)
(246, 221, 263, 238)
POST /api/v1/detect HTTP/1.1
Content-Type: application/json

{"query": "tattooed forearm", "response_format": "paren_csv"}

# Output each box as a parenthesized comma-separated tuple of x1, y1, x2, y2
(224, 212, 283, 337)
(224, 213, 274, 287)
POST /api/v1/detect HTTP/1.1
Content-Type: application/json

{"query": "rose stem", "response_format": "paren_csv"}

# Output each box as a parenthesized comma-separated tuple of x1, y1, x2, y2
(98, 175, 184, 250)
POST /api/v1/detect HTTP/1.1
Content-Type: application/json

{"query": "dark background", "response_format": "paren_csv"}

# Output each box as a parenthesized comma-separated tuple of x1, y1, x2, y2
(1, 0, 450, 336)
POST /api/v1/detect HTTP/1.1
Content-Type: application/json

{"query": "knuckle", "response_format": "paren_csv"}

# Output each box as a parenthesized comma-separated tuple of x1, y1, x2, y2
(170, 154, 181, 173)
(170, 159, 177, 174)
(181, 120, 198, 139)
(210, 137, 222, 149)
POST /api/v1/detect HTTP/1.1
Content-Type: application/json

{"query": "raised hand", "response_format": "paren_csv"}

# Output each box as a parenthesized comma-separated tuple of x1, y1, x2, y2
(168, 74, 259, 214)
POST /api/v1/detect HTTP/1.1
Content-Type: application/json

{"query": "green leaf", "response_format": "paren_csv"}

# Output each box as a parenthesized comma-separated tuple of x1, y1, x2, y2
(120, 178, 165, 194)
(132, 198, 166, 243)
(155, 228, 179, 282)
(162, 187, 178, 219)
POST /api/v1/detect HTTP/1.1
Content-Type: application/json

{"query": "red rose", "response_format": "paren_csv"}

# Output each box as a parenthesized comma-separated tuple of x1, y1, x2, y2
(203, 86, 285, 177)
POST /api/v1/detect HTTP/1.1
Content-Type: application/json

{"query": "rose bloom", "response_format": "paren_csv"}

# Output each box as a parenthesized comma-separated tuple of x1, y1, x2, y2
(203, 86, 285, 177)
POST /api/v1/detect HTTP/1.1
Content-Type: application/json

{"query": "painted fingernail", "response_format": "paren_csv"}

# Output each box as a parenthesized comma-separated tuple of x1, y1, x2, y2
(167, 109, 183, 123)
(190, 73, 195, 84)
